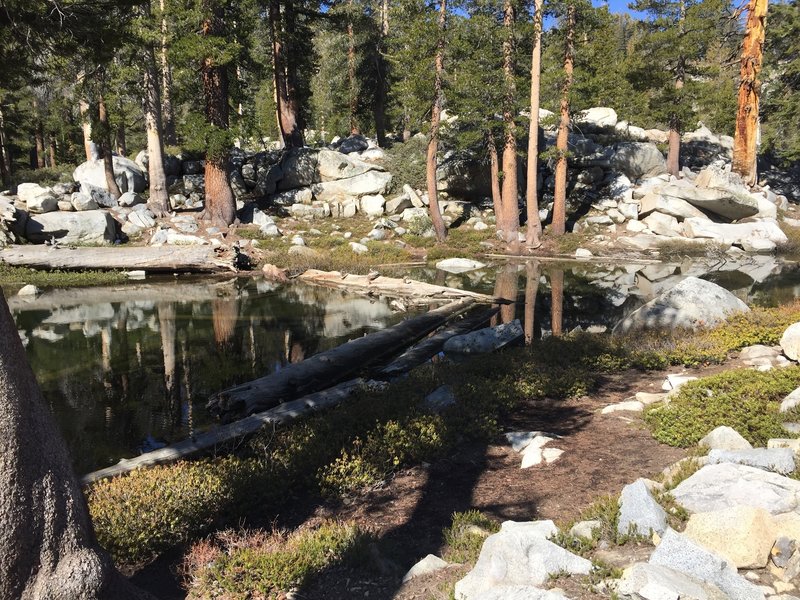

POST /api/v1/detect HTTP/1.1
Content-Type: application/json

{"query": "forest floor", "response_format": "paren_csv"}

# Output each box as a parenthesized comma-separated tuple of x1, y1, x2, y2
(131, 356, 743, 600)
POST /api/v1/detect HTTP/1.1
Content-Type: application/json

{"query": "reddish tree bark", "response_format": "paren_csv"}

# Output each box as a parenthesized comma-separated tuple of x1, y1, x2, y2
(144, 44, 170, 217)
(270, 0, 304, 148)
(425, 0, 448, 242)
(552, 4, 575, 236)
(488, 129, 502, 219)
(499, 0, 520, 254)
(666, 0, 685, 177)
(201, 2, 236, 226)
(550, 268, 564, 336)
(525, 0, 544, 248)
(732, 0, 768, 186)
(98, 92, 122, 199)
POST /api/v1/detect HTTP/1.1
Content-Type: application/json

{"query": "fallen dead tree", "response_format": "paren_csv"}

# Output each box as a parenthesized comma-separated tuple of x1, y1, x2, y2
(81, 379, 365, 484)
(0, 245, 237, 272)
(297, 269, 495, 304)
(378, 305, 500, 378)
(207, 297, 476, 419)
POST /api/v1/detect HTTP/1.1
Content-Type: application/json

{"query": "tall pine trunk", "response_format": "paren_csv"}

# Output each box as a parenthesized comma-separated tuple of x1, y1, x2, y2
(0, 294, 155, 600)
(525, 0, 543, 248)
(552, 3, 575, 236)
(666, 0, 685, 177)
(373, 0, 389, 147)
(33, 98, 45, 169)
(425, 0, 448, 242)
(116, 120, 127, 157)
(550, 268, 564, 336)
(201, 2, 236, 226)
(270, 0, 304, 148)
(524, 260, 540, 345)
(732, 0, 768, 186)
(98, 92, 122, 199)
(144, 44, 170, 217)
(48, 135, 57, 168)
(499, 0, 520, 253)
(160, 0, 177, 146)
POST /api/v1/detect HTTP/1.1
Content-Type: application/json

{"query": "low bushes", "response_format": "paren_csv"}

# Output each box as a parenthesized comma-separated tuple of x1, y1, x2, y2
(182, 521, 370, 599)
(645, 367, 800, 447)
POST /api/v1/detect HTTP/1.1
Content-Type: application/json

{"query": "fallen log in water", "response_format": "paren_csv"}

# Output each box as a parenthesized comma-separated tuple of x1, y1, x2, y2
(0, 245, 236, 272)
(377, 306, 500, 378)
(207, 297, 476, 419)
(297, 269, 495, 304)
(81, 379, 366, 484)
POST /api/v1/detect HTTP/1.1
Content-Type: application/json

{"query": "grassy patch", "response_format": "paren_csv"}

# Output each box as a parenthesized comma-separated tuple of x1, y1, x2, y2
(441, 511, 499, 564)
(183, 521, 370, 600)
(645, 367, 800, 447)
(0, 263, 128, 290)
(655, 239, 730, 258)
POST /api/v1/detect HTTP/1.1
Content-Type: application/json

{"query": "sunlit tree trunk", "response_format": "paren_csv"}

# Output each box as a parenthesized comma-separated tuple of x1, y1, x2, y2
(158, 303, 177, 407)
(525, 0, 544, 248)
(552, 4, 575, 236)
(79, 97, 94, 162)
(732, 0, 768, 186)
(116, 121, 127, 157)
(201, 2, 236, 226)
(98, 92, 122, 199)
(0, 106, 11, 185)
(212, 298, 239, 348)
(524, 261, 540, 345)
(550, 268, 564, 336)
(499, 0, 520, 253)
(0, 294, 155, 600)
(33, 98, 45, 169)
(144, 43, 170, 217)
(425, 0, 449, 242)
(159, 0, 177, 146)
(373, 0, 389, 147)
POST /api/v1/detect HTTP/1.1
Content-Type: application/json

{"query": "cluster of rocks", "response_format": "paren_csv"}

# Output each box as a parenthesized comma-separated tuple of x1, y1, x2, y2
(401, 419, 800, 600)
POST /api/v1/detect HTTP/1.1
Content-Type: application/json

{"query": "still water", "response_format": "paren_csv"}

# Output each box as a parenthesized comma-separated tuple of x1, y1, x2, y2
(7, 254, 800, 474)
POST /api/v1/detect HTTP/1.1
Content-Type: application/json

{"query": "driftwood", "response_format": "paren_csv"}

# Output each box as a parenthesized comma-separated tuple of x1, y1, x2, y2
(81, 379, 365, 484)
(297, 269, 495, 304)
(378, 306, 500, 377)
(208, 297, 476, 419)
(0, 245, 236, 272)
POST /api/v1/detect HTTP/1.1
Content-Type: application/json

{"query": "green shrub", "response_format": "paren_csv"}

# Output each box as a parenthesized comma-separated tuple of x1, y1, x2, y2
(442, 511, 499, 563)
(645, 367, 800, 447)
(183, 521, 370, 599)
(88, 457, 269, 565)
(10, 165, 73, 189)
(0, 263, 128, 289)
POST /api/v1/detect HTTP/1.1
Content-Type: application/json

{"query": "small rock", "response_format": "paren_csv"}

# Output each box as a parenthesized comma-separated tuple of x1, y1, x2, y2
(402, 554, 450, 583)
(575, 248, 593, 258)
(569, 520, 601, 540)
(17, 284, 40, 296)
(771, 537, 796, 569)
(635, 391, 667, 406)
(699, 426, 753, 451)
(124, 270, 146, 280)
(780, 388, 800, 413)
(423, 385, 457, 413)
(291, 235, 306, 246)
(435, 258, 487, 274)
(118, 191, 144, 207)
(444, 320, 524, 355)
(618, 479, 668, 537)
(662, 373, 698, 392)
(601, 400, 644, 414)
(617, 562, 728, 600)
(262, 264, 289, 283)
(349, 242, 369, 254)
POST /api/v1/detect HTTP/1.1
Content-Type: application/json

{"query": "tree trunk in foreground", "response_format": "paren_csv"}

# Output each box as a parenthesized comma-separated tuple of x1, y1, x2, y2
(79, 97, 94, 162)
(552, 4, 575, 236)
(144, 45, 170, 217)
(732, 0, 768, 186)
(0, 294, 155, 600)
(425, 0, 448, 242)
(98, 93, 122, 199)
(488, 129, 502, 219)
(499, 0, 520, 253)
(525, 0, 544, 248)
(33, 98, 45, 169)
(666, 0, 685, 177)
(159, 0, 177, 146)
(201, 3, 236, 226)
(48, 135, 57, 168)
(347, 0, 360, 136)
(0, 106, 11, 186)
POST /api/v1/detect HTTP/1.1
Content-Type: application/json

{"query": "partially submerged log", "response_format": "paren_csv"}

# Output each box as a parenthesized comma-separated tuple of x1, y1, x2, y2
(208, 297, 476, 419)
(378, 306, 500, 378)
(297, 269, 495, 304)
(0, 245, 237, 272)
(81, 379, 365, 484)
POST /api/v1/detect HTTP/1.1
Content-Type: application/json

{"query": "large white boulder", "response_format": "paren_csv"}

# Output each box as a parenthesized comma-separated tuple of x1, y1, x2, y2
(780, 323, 800, 361)
(25, 210, 116, 245)
(73, 156, 146, 194)
(311, 171, 392, 202)
(617, 479, 668, 536)
(576, 106, 618, 128)
(613, 276, 749, 334)
(16, 183, 58, 213)
(454, 521, 591, 599)
(317, 149, 383, 181)
(672, 462, 800, 515)
(638, 191, 709, 220)
(611, 142, 668, 180)
(683, 218, 787, 247)
(618, 563, 728, 600)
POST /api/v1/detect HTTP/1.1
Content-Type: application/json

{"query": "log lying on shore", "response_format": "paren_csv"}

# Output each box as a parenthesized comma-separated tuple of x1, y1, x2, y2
(297, 269, 495, 305)
(378, 306, 500, 378)
(208, 297, 476, 419)
(0, 245, 236, 272)
(81, 379, 365, 484)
